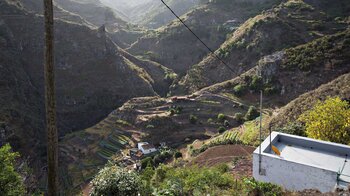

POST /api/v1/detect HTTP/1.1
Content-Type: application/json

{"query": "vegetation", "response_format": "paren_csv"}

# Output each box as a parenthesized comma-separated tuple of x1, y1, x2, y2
(245, 106, 260, 121)
(283, 31, 350, 71)
(298, 97, 350, 144)
(93, 162, 284, 195)
(90, 164, 141, 196)
(235, 113, 244, 123)
(174, 151, 182, 159)
(275, 122, 306, 137)
(168, 106, 183, 116)
(233, 84, 247, 96)
(189, 114, 198, 124)
(217, 113, 226, 122)
(244, 178, 283, 196)
(0, 144, 26, 196)
(190, 131, 240, 156)
(218, 126, 226, 134)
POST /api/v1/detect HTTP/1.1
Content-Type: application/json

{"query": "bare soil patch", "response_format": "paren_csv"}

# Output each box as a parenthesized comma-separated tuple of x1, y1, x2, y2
(191, 145, 255, 167)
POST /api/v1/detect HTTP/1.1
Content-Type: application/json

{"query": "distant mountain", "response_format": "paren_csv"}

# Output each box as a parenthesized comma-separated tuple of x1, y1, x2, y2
(17, 0, 146, 47)
(100, 0, 203, 28)
(128, 0, 281, 75)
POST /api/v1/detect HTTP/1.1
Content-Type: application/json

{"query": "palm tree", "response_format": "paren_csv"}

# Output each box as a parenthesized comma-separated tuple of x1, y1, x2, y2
(44, 0, 58, 195)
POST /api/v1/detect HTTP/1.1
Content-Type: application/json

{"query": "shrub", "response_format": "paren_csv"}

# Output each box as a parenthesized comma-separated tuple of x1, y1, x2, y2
(174, 151, 182, 159)
(217, 113, 226, 122)
(234, 113, 244, 123)
(189, 114, 198, 124)
(151, 165, 235, 195)
(245, 106, 260, 121)
(249, 75, 263, 91)
(224, 120, 230, 127)
(0, 144, 26, 196)
(275, 122, 306, 136)
(90, 165, 141, 196)
(215, 163, 230, 173)
(218, 126, 226, 134)
(146, 124, 155, 129)
(207, 118, 214, 124)
(264, 86, 278, 95)
(233, 84, 246, 96)
(141, 157, 154, 169)
(298, 97, 350, 144)
(244, 178, 283, 196)
(169, 109, 176, 116)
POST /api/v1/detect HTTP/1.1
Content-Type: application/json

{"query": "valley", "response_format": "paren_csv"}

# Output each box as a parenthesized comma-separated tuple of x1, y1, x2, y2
(0, 0, 349, 195)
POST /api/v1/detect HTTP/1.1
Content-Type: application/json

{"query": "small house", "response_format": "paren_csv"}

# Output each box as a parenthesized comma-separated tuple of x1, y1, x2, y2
(253, 132, 350, 192)
(138, 142, 157, 155)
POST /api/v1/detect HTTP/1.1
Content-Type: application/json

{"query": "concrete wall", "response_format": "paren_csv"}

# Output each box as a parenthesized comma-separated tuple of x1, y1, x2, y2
(253, 153, 337, 193)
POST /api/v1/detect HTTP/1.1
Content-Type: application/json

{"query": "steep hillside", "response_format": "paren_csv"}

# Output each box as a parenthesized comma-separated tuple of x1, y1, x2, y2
(18, 0, 145, 48)
(200, 29, 350, 106)
(176, 0, 349, 94)
(60, 29, 350, 193)
(18, 0, 94, 27)
(128, 0, 281, 75)
(0, 0, 165, 187)
(270, 73, 350, 128)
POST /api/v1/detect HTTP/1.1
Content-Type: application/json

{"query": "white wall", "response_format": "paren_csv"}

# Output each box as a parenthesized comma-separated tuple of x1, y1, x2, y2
(253, 153, 337, 193)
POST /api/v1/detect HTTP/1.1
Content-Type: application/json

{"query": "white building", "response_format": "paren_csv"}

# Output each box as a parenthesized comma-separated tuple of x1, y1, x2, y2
(137, 142, 157, 155)
(253, 132, 350, 193)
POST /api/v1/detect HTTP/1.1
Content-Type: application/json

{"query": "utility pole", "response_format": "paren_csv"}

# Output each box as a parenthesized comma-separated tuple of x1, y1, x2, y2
(259, 89, 263, 174)
(258, 63, 263, 175)
(44, 0, 58, 195)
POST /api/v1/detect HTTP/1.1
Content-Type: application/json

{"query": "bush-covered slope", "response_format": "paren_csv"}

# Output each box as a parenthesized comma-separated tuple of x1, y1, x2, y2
(128, 0, 281, 75)
(270, 73, 350, 129)
(176, 0, 349, 94)
(199, 29, 350, 106)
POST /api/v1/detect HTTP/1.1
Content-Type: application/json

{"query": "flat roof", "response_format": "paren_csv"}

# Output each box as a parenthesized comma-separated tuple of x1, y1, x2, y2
(255, 132, 350, 182)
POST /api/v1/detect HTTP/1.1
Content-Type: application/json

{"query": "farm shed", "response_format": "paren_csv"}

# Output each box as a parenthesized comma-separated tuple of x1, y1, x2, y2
(138, 142, 157, 155)
(253, 132, 350, 192)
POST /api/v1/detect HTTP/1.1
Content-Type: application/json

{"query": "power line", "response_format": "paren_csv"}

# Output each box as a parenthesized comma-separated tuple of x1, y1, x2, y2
(160, 0, 236, 74)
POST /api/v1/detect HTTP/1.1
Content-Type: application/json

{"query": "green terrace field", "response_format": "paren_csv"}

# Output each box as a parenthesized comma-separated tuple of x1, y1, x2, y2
(97, 131, 131, 160)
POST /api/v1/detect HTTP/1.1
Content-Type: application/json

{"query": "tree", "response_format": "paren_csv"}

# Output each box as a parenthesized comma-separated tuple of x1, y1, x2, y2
(0, 144, 25, 196)
(218, 126, 226, 134)
(90, 165, 141, 196)
(44, 0, 58, 195)
(217, 113, 225, 122)
(189, 115, 198, 124)
(174, 151, 182, 159)
(298, 97, 350, 144)
(245, 106, 260, 121)
(234, 113, 244, 123)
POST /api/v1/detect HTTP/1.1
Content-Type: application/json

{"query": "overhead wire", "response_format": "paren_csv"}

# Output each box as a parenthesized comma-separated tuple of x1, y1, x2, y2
(160, 0, 236, 74)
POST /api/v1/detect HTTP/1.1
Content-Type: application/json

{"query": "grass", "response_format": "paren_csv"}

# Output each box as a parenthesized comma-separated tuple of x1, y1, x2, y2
(116, 119, 132, 127)
(199, 100, 221, 105)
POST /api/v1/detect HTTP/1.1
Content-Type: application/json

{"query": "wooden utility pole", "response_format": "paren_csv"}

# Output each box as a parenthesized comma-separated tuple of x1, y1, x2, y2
(44, 0, 58, 195)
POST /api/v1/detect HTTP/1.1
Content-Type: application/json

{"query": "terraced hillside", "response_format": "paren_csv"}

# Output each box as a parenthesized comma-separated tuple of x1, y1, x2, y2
(0, 0, 179, 188)
(128, 0, 281, 75)
(176, 0, 349, 93)
(63, 27, 350, 193)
